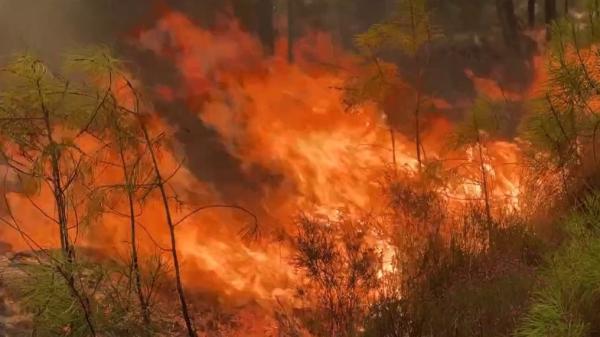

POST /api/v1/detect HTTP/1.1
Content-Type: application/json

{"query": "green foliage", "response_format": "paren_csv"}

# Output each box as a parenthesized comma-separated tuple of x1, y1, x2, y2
(0, 50, 164, 336)
(354, 0, 441, 56)
(346, 0, 442, 108)
(80, 189, 107, 230)
(0, 49, 144, 238)
(0, 56, 59, 148)
(519, 16, 600, 196)
(0, 48, 129, 144)
(7, 254, 160, 337)
(342, 61, 399, 110)
(0, 53, 111, 202)
(517, 192, 600, 337)
(13, 259, 91, 337)
(520, 98, 579, 166)
(452, 95, 502, 148)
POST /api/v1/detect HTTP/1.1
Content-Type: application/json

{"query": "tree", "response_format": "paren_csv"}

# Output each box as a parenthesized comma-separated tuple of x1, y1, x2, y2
(230, 0, 275, 55)
(529, 0, 537, 27)
(287, 0, 296, 63)
(0, 52, 137, 337)
(119, 78, 258, 337)
(114, 118, 153, 330)
(453, 96, 503, 236)
(496, 0, 521, 51)
(0, 49, 261, 337)
(0, 56, 100, 260)
(257, 0, 275, 55)
(109, 77, 198, 337)
(353, 0, 441, 171)
(517, 192, 600, 337)
(0, 50, 201, 337)
(65, 49, 158, 331)
(0, 54, 128, 337)
(520, 15, 600, 199)
(546, 0, 557, 26)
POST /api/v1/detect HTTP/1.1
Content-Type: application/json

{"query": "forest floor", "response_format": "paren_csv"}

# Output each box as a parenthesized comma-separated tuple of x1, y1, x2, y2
(0, 251, 32, 337)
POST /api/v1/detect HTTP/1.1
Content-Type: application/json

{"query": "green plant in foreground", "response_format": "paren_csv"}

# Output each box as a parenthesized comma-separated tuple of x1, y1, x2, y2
(7, 254, 163, 337)
(517, 192, 600, 337)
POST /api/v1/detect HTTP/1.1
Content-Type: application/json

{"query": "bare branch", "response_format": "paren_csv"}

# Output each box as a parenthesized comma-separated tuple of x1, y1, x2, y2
(173, 204, 259, 240)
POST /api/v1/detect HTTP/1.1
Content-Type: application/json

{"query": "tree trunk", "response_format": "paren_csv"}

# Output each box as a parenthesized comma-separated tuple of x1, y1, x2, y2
(407, 0, 425, 170)
(528, 0, 536, 28)
(288, 0, 295, 63)
(118, 144, 151, 329)
(357, 0, 387, 31)
(545, 0, 557, 24)
(415, 90, 423, 170)
(390, 128, 397, 172)
(36, 78, 97, 337)
(139, 121, 197, 337)
(257, 0, 275, 55)
(477, 141, 492, 232)
(38, 83, 72, 261)
(62, 268, 97, 336)
(545, 0, 557, 39)
(496, 0, 520, 52)
(331, 0, 346, 48)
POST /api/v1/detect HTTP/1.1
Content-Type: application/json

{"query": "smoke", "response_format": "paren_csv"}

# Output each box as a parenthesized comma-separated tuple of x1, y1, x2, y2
(0, 0, 141, 63)
(0, 0, 80, 64)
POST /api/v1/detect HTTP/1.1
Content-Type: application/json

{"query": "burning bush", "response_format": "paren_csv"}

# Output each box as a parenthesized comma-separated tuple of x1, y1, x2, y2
(291, 214, 382, 337)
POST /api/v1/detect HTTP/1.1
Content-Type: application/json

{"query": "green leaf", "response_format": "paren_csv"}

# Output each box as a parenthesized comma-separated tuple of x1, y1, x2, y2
(452, 95, 500, 148)
(354, 0, 442, 56)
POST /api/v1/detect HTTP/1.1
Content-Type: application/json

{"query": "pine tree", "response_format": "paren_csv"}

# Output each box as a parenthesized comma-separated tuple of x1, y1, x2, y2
(517, 192, 600, 337)
(496, 0, 521, 51)
(452, 96, 502, 237)
(0, 55, 106, 260)
(529, 0, 537, 27)
(520, 13, 600, 197)
(353, 0, 441, 171)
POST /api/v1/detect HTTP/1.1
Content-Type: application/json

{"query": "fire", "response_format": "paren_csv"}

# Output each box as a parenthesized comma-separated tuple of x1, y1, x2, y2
(0, 6, 543, 325)
(130, 8, 533, 299)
